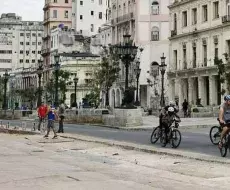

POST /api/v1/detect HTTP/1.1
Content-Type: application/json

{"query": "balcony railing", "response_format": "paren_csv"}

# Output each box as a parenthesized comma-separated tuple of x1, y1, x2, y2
(111, 12, 134, 25)
(222, 15, 230, 23)
(171, 29, 177, 37)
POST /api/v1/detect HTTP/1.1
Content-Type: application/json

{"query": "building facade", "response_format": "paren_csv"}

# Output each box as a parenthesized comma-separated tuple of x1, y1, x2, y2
(168, 0, 230, 107)
(42, 0, 72, 81)
(97, 0, 170, 109)
(72, 0, 107, 36)
(58, 53, 100, 107)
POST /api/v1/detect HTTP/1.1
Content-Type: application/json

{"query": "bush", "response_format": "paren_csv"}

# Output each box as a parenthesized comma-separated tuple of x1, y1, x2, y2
(193, 108, 199, 113)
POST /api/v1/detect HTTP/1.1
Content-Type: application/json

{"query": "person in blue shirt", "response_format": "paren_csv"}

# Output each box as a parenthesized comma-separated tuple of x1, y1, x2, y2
(44, 106, 58, 138)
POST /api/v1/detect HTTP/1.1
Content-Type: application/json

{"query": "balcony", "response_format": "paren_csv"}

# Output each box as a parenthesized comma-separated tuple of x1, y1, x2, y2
(171, 30, 177, 37)
(111, 12, 134, 26)
(222, 15, 230, 23)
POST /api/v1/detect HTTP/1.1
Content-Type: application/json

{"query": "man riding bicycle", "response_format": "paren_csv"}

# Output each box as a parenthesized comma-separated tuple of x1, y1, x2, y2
(218, 95, 230, 149)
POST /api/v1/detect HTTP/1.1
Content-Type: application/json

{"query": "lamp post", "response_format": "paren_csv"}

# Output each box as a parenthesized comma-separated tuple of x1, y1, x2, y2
(73, 74, 79, 108)
(134, 61, 141, 106)
(110, 34, 138, 106)
(159, 53, 167, 107)
(53, 53, 60, 108)
(3, 70, 10, 111)
(37, 58, 43, 107)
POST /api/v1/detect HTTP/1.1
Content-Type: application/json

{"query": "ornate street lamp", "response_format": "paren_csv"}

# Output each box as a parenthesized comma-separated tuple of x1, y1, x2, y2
(73, 74, 79, 108)
(53, 53, 60, 108)
(37, 57, 43, 107)
(134, 61, 141, 106)
(159, 53, 167, 107)
(3, 70, 10, 111)
(110, 34, 138, 106)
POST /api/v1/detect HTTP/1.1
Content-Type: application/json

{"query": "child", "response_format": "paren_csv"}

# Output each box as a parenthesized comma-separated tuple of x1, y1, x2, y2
(44, 107, 58, 138)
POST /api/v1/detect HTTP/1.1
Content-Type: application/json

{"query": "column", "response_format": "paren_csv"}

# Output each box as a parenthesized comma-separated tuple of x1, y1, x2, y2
(168, 79, 175, 102)
(209, 75, 217, 106)
(198, 76, 205, 105)
(176, 78, 183, 108)
(188, 77, 193, 104)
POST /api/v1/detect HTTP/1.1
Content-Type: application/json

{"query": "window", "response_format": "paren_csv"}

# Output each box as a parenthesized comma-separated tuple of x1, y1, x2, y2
(54, 0, 57, 2)
(151, 26, 159, 41)
(91, 24, 94, 32)
(32, 60, 36, 63)
(173, 13, 177, 31)
(192, 8, 197, 25)
(80, 1, 83, 5)
(38, 33, 41, 37)
(20, 50, 23, 54)
(91, 0, 94, 2)
(20, 33, 24, 36)
(213, 1, 219, 19)
(32, 42, 36, 45)
(173, 50, 177, 70)
(32, 51, 36, 54)
(202, 5, 208, 22)
(53, 10, 57, 18)
(65, 0, 68, 3)
(203, 40, 207, 66)
(99, 0, 102, 5)
(26, 50, 29, 55)
(0, 59, 12, 63)
(215, 47, 218, 58)
(91, 11, 94, 16)
(192, 44, 197, 68)
(183, 44, 187, 69)
(26, 42, 30, 45)
(80, 15, 83, 20)
(80, 30, 82, 34)
(38, 51, 41, 54)
(26, 33, 30, 37)
(32, 33, 36, 37)
(20, 42, 23, 45)
(151, 1, 159, 15)
(20, 59, 23, 63)
(65, 11, 69, 18)
(38, 42, 42, 45)
(26, 60, 29, 63)
(99, 12, 102, 19)
(182, 11, 187, 27)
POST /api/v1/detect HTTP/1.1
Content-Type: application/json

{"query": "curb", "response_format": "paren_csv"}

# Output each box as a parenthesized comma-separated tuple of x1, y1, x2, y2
(0, 128, 39, 135)
(59, 134, 230, 165)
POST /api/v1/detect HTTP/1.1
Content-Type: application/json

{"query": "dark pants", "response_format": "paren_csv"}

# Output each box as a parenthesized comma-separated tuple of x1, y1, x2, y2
(58, 116, 64, 133)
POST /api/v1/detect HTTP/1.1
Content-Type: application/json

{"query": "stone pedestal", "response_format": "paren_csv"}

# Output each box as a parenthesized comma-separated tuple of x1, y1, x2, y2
(103, 108, 143, 127)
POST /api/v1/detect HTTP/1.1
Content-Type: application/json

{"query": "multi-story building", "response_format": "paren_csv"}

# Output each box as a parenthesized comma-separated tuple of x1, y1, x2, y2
(0, 13, 43, 108)
(72, 0, 107, 36)
(168, 0, 230, 107)
(42, 0, 72, 81)
(98, 0, 170, 109)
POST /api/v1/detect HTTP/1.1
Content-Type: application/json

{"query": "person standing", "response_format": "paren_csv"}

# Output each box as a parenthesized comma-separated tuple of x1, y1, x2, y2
(58, 101, 65, 133)
(44, 107, 58, 138)
(182, 99, 188, 117)
(37, 102, 48, 131)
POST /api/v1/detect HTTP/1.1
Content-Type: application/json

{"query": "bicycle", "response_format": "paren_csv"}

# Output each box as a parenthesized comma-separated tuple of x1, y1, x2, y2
(160, 118, 182, 148)
(209, 118, 222, 145)
(219, 131, 230, 157)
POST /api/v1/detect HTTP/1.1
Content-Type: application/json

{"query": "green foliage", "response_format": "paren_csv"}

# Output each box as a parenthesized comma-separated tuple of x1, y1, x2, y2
(215, 55, 230, 95)
(15, 88, 38, 102)
(85, 47, 120, 106)
(45, 70, 71, 102)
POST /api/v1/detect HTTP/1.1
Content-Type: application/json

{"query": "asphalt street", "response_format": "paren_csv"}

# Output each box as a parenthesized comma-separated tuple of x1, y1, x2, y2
(0, 119, 224, 158)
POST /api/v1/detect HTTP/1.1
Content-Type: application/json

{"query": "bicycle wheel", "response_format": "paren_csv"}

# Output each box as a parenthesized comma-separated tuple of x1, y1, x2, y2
(220, 137, 227, 157)
(209, 126, 221, 145)
(150, 126, 161, 144)
(171, 129, 182, 148)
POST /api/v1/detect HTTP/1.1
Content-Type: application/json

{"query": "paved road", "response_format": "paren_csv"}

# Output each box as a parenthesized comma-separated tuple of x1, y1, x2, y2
(0, 119, 223, 158)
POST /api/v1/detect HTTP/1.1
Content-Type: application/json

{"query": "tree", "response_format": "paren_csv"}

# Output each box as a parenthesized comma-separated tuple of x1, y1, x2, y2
(93, 47, 120, 106)
(45, 70, 71, 103)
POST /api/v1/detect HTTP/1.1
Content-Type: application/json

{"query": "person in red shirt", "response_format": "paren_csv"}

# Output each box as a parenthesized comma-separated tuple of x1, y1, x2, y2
(37, 102, 48, 131)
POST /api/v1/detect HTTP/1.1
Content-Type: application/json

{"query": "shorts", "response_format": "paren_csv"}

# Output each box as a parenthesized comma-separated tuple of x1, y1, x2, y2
(47, 120, 55, 129)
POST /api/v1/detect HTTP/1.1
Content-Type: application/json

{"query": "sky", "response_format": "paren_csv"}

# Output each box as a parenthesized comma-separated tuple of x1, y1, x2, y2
(0, 0, 43, 21)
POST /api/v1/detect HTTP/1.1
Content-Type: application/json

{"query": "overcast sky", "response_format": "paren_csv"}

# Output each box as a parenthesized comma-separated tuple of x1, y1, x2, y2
(0, 0, 43, 21)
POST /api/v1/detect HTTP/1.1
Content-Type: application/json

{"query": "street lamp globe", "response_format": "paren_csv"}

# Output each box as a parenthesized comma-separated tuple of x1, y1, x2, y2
(54, 53, 60, 64)
(159, 53, 167, 72)
(73, 77, 79, 83)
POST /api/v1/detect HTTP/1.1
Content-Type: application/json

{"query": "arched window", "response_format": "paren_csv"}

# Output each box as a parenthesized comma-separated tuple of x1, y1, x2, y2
(151, 1, 159, 15)
(151, 26, 159, 41)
